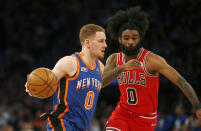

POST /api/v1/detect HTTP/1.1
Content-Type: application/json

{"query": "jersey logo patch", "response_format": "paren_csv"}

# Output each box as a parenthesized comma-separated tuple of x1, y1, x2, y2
(81, 67, 88, 72)
(95, 68, 99, 72)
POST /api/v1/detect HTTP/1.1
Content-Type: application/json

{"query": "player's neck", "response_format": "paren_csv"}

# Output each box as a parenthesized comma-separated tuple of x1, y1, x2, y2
(124, 55, 137, 62)
(80, 51, 96, 67)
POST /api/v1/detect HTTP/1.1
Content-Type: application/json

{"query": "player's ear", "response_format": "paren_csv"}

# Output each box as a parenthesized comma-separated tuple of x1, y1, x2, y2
(84, 39, 90, 48)
(118, 37, 122, 43)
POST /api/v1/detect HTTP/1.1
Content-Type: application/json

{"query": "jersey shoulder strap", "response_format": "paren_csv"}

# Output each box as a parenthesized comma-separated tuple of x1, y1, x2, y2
(137, 48, 150, 62)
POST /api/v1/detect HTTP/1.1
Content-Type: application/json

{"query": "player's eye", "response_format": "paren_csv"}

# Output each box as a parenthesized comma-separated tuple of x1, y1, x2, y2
(124, 38, 129, 40)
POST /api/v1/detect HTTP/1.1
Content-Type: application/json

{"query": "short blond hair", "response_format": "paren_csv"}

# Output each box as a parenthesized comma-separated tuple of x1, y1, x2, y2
(79, 24, 105, 45)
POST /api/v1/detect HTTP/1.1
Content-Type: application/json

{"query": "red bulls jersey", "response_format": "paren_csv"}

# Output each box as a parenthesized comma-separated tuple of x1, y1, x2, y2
(116, 48, 159, 115)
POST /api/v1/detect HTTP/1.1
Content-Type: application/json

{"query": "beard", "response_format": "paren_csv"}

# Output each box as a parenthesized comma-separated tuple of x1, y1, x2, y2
(120, 43, 141, 56)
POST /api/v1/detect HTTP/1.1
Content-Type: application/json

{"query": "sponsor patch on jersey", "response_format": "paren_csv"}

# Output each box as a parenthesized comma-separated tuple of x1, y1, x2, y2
(81, 67, 88, 72)
(95, 68, 99, 72)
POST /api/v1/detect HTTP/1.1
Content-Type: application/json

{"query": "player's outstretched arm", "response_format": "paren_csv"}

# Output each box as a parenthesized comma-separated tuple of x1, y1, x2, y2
(102, 53, 142, 88)
(147, 53, 201, 118)
(102, 54, 120, 88)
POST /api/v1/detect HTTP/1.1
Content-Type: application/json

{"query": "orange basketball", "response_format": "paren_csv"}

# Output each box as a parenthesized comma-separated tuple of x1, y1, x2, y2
(26, 68, 58, 99)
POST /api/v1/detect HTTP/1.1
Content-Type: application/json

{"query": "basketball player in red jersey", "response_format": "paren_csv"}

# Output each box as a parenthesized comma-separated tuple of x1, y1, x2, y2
(103, 6, 201, 131)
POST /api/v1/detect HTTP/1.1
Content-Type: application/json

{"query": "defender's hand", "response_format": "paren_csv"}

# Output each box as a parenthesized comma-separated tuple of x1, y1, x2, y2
(122, 59, 142, 70)
(196, 108, 201, 119)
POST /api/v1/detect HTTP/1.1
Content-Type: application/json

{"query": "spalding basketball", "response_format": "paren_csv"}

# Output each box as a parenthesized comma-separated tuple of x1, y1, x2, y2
(26, 68, 58, 99)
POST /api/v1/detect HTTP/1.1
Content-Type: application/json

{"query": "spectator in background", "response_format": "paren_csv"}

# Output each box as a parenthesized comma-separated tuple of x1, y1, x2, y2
(155, 104, 175, 131)
(173, 103, 188, 131)
(0, 124, 14, 131)
(0, 106, 10, 128)
(18, 115, 34, 131)
(191, 118, 201, 131)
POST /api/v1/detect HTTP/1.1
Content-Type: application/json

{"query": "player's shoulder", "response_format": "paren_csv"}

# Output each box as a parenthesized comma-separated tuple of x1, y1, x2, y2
(105, 53, 118, 67)
(146, 51, 167, 66)
(109, 53, 118, 58)
(147, 52, 165, 61)
(97, 60, 104, 73)
(98, 60, 104, 67)
(57, 55, 77, 67)
(61, 55, 77, 62)
(106, 53, 118, 62)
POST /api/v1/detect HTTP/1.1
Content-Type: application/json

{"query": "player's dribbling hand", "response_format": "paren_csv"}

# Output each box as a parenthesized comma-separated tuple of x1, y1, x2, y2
(25, 74, 32, 96)
(123, 59, 142, 70)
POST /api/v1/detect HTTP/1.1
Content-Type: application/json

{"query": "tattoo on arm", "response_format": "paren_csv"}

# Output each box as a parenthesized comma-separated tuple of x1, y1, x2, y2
(102, 66, 123, 88)
(177, 76, 200, 107)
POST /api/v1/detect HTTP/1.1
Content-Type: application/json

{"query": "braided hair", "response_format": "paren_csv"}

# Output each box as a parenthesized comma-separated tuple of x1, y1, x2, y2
(107, 6, 149, 41)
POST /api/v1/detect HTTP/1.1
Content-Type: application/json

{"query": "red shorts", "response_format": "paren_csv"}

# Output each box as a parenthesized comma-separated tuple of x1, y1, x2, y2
(104, 105, 157, 131)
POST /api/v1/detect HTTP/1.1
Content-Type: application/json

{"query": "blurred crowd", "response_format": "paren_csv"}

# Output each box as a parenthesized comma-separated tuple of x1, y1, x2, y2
(0, 0, 201, 130)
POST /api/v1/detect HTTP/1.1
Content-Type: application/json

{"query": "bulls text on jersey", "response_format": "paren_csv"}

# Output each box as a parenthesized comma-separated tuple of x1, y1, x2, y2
(117, 71, 146, 86)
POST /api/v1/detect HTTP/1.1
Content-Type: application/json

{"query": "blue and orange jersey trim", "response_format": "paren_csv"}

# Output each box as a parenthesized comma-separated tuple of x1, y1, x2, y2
(48, 118, 66, 131)
(77, 52, 97, 70)
(54, 54, 80, 118)
(97, 60, 103, 81)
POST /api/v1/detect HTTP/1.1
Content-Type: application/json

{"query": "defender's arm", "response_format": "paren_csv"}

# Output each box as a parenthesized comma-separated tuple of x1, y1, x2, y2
(147, 53, 201, 117)
(102, 53, 123, 88)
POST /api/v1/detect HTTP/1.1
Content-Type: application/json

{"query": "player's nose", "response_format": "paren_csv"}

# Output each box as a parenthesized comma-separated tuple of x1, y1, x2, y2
(103, 41, 107, 48)
(128, 39, 134, 45)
